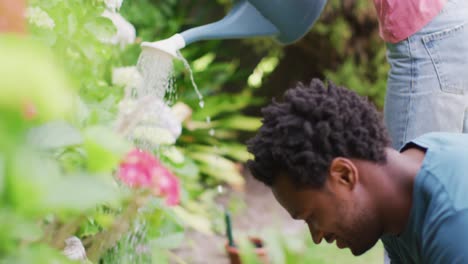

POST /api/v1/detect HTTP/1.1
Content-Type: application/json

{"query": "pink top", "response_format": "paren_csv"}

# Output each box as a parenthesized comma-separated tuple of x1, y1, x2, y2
(373, 0, 448, 43)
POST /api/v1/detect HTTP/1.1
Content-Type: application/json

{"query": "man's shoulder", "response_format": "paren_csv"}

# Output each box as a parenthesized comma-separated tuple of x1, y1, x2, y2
(404, 132, 468, 151)
(416, 133, 468, 214)
(383, 132, 468, 263)
(416, 132, 468, 236)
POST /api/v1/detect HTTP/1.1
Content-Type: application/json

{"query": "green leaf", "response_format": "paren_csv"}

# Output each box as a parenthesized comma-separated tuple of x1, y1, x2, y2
(0, 35, 74, 121)
(149, 247, 169, 264)
(151, 232, 184, 249)
(30, 27, 57, 46)
(94, 212, 115, 229)
(85, 17, 117, 40)
(213, 115, 261, 131)
(160, 146, 185, 164)
(263, 230, 285, 264)
(193, 53, 216, 72)
(78, 218, 101, 237)
(79, 42, 98, 60)
(57, 148, 86, 173)
(83, 126, 131, 173)
(162, 153, 199, 180)
(191, 93, 255, 120)
(0, 244, 75, 264)
(67, 14, 77, 36)
(189, 152, 245, 187)
(27, 121, 83, 150)
(188, 143, 252, 162)
(172, 206, 213, 235)
(0, 209, 43, 246)
(44, 174, 121, 211)
(9, 148, 62, 215)
(0, 154, 4, 197)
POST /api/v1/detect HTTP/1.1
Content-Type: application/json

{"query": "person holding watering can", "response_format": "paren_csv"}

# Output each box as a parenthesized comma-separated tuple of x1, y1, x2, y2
(377, 0, 468, 149)
(372, 0, 468, 262)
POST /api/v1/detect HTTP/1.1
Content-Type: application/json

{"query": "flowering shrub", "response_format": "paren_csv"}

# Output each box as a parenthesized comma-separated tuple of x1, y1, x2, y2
(1, 0, 262, 263)
(0, 0, 184, 262)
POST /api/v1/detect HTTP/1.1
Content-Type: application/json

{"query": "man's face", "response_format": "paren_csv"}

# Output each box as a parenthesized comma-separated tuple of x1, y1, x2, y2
(271, 167, 382, 255)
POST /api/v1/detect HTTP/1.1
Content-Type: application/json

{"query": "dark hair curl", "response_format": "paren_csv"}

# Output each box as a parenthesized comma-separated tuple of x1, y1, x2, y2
(247, 79, 390, 188)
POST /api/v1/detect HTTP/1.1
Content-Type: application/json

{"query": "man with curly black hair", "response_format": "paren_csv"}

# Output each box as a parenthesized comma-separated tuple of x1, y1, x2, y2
(247, 79, 468, 263)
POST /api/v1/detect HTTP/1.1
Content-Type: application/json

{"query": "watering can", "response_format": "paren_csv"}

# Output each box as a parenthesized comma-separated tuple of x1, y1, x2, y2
(141, 0, 328, 57)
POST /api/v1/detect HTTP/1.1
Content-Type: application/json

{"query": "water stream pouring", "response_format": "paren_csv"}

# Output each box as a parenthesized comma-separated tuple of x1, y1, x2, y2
(141, 0, 328, 57)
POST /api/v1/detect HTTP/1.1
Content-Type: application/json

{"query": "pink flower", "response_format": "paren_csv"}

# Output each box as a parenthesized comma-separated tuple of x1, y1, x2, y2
(119, 149, 180, 206)
(118, 149, 156, 187)
(151, 163, 180, 206)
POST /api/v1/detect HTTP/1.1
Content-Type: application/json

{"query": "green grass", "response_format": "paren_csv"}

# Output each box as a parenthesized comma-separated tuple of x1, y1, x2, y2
(239, 228, 384, 264)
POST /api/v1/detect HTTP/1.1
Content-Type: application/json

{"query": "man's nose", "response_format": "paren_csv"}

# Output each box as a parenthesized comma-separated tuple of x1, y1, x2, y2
(307, 223, 324, 244)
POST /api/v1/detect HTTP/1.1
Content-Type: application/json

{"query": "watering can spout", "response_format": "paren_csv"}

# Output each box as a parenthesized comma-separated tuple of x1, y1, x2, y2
(141, 0, 327, 57)
(141, 34, 186, 58)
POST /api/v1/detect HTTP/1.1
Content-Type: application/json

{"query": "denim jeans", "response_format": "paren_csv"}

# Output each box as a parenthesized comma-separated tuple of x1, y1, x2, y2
(383, 0, 468, 150)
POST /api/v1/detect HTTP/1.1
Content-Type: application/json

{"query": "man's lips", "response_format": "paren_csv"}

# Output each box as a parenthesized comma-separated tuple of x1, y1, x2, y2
(323, 234, 347, 249)
(325, 234, 336, 243)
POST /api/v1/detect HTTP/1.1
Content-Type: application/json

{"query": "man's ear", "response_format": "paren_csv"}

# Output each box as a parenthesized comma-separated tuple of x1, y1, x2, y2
(328, 158, 358, 190)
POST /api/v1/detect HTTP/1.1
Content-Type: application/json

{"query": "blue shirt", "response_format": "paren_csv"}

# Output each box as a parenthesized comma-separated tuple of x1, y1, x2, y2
(381, 132, 468, 264)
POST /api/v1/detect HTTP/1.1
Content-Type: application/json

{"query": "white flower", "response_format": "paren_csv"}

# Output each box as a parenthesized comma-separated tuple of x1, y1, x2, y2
(104, 0, 123, 11)
(116, 96, 183, 147)
(139, 97, 183, 140)
(112, 66, 143, 92)
(26, 7, 55, 30)
(63, 236, 87, 261)
(101, 10, 136, 47)
(132, 126, 178, 145)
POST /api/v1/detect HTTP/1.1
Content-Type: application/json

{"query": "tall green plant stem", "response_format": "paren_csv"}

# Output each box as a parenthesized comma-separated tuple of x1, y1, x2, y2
(86, 195, 149, 262)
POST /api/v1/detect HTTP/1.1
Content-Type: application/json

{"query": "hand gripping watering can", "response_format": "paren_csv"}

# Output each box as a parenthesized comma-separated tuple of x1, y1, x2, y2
(141, 0, 328, 57)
